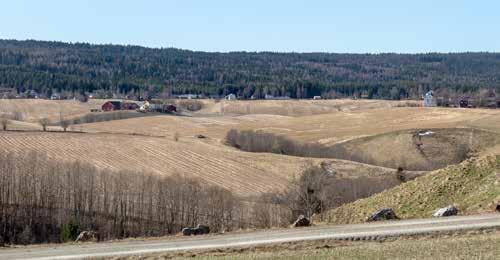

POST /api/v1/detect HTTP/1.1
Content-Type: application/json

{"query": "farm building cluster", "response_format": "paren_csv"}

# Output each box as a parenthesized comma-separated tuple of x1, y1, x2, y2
(98, 100, 177, 113)
(1, 85, 499, 109)
(423, 89, 500, 108)
(101, 101, 139, 111)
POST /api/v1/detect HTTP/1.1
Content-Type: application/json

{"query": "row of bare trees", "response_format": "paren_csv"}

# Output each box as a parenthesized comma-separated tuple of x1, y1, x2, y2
(226, 129, 327, 155)
(226, 129, 356, 159)
(0, 151, 245, 244)
(0, 111, 69, 132)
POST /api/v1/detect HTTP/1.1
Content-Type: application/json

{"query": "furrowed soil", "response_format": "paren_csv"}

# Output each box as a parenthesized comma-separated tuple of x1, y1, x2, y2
(1, 99, 500, 197)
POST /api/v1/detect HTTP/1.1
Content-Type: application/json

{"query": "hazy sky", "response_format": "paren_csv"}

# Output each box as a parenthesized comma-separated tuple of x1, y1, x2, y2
(1, 0, 498, 53)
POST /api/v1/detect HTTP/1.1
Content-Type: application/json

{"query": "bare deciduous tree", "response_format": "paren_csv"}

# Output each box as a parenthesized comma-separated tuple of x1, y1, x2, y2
(39, 118, 49, 131)
(258, 163, 400, 224)
(59, 111, 71, 132)
(1, 118, 9, 131)
(0, 151, 246, 245)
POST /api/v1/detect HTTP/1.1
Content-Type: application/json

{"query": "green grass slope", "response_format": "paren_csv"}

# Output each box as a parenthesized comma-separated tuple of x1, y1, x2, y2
(325, 155, 500, 224)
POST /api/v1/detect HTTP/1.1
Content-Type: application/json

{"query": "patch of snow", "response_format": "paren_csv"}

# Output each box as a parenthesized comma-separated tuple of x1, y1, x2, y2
(418, 131, 434, 136)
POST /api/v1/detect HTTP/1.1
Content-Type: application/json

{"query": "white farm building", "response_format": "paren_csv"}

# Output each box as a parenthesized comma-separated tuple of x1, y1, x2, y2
(423, 91, 437, 107)
(225, 94, 237, 100)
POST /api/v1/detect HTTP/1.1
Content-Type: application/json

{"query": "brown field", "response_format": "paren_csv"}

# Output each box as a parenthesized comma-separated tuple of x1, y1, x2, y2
(0, 98, 102, 122)
(1, 99, 500, 196)
(195, 99, 421, 116)
(0, 131, 396, 196)
(0, 98, 415, 123)
(79, 105, 500, 143)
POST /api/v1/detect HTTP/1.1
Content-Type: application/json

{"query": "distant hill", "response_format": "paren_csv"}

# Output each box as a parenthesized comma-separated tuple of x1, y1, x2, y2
(0, 39, 500, 99)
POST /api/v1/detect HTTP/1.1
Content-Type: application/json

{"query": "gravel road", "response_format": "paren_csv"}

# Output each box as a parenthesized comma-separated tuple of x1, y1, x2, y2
(1, 214, 499, 260)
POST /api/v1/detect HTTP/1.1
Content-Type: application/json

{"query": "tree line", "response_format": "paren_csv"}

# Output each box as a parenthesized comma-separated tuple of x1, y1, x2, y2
(0, 40, 499, 100)
(226, 129, 361, 163)
(0, 151, 241, 244)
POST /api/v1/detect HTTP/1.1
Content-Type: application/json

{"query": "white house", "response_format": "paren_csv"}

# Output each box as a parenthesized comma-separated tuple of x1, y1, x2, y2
(423, 90, 437, 107)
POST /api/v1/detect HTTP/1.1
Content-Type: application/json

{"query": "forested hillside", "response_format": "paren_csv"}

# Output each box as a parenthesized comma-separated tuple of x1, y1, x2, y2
(1, 39, 500, 99)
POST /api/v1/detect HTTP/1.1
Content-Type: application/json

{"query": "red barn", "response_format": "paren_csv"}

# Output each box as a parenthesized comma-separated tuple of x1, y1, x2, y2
(101, 101, 122, 111)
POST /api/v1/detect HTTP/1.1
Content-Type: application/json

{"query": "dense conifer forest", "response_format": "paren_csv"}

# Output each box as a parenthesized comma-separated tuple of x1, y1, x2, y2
(1, 39, 499, 99)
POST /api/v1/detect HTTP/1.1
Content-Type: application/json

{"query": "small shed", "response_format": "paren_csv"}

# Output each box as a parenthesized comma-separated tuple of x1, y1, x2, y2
(225, 94, 237, 100)
(50, 93, 61, 100)
(459, 97, 476, 108)
(459, 99, 469, 108)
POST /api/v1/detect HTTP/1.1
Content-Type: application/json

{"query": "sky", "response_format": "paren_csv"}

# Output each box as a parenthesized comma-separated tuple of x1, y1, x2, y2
(0, 0, 499, 53)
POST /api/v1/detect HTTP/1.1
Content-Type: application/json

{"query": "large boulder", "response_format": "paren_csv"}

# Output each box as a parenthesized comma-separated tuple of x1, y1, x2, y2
(75, 231, 98, 242)
(292, 215, 311, 227)
(433, 205, 458, 217)
(194, 224, 210, 235)
(367, 208, 399, 222)
(182, 225, 210, 236)
(182, 227, 194, 236)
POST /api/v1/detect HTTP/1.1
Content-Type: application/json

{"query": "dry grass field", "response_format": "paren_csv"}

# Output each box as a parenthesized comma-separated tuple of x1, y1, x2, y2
(79, 104, 500, 143)
(0, 130, 397, 196)
(0, 98, 102, 122)
(329, 128, 500, 170)
(1, 99, 500, 197)
(195, 99, 421, 116)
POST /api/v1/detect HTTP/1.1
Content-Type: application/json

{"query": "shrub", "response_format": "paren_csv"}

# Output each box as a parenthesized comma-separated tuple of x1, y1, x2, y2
(39, 118, 49, 131)
(61, 219, 80, 242)
(0, 117, 9, 131)
(396, 167, 406, 182)
(0, 113, 14, 130)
